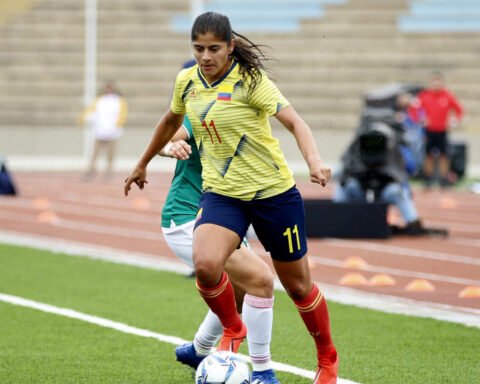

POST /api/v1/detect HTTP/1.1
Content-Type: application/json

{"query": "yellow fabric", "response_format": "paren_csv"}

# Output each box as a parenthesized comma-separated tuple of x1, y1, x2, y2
(170, 62, 295, 201)
(116, 98, 128, 127)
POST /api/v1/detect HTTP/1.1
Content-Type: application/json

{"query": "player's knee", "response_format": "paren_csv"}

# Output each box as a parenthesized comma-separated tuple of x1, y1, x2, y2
(253, 268, 274, 297)
(194, 255, 223, 286)
(284, 279, 312, 301)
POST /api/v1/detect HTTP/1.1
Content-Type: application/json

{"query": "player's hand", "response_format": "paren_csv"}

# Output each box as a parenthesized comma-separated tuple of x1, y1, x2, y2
(124, 166, 148, 196)
(168, 140, 192, 160)
(310, 161, 331, 187)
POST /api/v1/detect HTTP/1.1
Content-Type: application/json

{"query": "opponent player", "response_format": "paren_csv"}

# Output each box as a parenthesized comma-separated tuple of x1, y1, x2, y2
(159, 116, 280, 384)
(125, 12, 338, 384)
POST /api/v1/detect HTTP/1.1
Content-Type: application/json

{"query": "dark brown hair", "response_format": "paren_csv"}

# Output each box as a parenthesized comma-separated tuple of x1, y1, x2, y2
(191, 12, 270, 93)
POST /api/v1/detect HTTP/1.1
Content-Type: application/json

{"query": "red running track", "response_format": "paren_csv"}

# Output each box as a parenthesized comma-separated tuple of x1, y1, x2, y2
(1, 172, 479, 312)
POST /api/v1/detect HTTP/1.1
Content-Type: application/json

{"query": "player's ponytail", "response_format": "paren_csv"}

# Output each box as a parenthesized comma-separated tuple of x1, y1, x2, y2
(191, 12, 269, 93)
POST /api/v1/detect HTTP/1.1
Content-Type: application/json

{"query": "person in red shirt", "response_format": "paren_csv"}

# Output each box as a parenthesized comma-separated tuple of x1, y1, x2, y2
(417, 72, 464, 187)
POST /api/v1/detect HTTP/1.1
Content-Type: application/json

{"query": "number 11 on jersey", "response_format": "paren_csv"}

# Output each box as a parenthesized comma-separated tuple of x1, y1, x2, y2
(283, 224, 301, 253)
(202, 119, 222, 144)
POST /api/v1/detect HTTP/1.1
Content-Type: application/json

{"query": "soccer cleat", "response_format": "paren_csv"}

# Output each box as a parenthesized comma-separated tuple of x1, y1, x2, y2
(251, 369, 281, 384)
(216, 322, 247, 353)
(175, 342, 206, 369)
(312, 351, 339, 384)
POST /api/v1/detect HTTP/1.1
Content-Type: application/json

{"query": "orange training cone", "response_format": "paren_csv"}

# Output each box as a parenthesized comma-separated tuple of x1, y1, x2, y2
(339, 273, 368, 286)
(32, 197, 50, 210)
(369, 274, 396, 286)
(405, 279, 435, 292)
(458, 286, 480, 298)
(342, 256, 368, 270)
(439, 197, 457, 210)
(37, 211, 59, 224)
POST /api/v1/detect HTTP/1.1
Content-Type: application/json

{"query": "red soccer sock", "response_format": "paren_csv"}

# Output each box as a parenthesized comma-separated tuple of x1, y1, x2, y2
(196, 271, 243, 332)
(294, 284, 336, 364)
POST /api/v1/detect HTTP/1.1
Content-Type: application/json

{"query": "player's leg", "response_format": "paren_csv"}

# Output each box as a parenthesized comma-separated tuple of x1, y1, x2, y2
(162, 221, 224, 366)
(437, 132, 449, 187)
(86, 139, 101, 178)
(193, 192, 250, 352)
(224, 245, 279, 383)
(423, 131, 436, 187)
(251, 187, 337, 384)
(105, 139, 117, 177)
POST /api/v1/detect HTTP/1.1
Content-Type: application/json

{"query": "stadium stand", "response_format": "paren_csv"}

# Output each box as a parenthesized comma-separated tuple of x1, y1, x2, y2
(399, 0, 480, 32)
(0, 0, 479, 169)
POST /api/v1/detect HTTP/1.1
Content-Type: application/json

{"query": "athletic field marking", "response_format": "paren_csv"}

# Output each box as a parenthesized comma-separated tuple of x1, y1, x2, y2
(2, 209, 479, 268)
(0, 211, 164, 242)
(310, 256, 480, 286)
(0, 293, 360, 384)
(324, 239, 480, 265)
(0, 197, 160, 224)
(1, 230, 480, 328)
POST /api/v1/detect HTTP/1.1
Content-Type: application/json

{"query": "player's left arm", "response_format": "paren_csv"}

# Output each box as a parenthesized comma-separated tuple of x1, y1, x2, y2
(275, 105, 331, 187)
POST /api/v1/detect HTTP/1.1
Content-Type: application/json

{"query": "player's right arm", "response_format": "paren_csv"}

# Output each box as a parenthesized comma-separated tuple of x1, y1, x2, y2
(124, 109, 184, 195)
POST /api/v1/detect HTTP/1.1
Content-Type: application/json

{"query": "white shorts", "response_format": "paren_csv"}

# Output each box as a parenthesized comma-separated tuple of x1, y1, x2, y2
(162, 220, 196, 269)
(162, 220, 252, 269)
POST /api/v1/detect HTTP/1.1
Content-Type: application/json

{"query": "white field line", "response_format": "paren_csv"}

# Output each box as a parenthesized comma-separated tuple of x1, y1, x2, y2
(0, 197, 161, 225)
(449, 237, 480, 248)
(1, 211, 480, 286)
(0, 295, 356, 384)
(0, 211, 164, 242)
(425, 221, 480, 234)
(309, 256, 480, 286)
(1, 230, 480, 329)
(2, 207, 480, 268)
(324, 239, 480, 265)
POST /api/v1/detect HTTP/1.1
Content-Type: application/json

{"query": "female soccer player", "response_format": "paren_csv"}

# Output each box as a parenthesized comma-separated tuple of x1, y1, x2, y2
(159, 116, 280, 384)
(125, 12, 338, 384)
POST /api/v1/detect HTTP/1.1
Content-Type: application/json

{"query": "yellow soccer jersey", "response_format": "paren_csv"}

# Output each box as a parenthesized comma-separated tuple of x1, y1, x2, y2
(170, 61, 295, 200)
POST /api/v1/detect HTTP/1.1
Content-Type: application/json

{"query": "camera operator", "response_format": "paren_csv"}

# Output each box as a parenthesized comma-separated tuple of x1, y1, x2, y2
(333, 110, 423, 234)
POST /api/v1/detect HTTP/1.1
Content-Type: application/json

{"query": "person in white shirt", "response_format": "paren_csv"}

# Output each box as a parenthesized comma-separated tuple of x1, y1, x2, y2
(79, 81, 128, 179)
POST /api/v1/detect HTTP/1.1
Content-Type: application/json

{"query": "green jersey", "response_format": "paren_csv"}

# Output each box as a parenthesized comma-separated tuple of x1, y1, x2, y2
(161, 116, 203, 227)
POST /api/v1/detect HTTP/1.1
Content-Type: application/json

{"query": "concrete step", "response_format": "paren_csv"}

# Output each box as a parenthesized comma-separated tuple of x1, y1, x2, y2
(0, 109, 360, 130)
(2, 50, 478, 68)
(3, 64, 480, 85)
(2, 36, 479, 54)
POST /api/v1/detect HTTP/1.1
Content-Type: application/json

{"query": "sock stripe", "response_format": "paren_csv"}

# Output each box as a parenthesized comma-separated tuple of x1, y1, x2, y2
(244, 294, 274, 309)
(196, 274, 229, 299)
(296, 290, 323, 313)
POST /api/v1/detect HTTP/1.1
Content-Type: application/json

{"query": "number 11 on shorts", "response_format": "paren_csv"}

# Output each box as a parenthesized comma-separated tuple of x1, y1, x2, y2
(283, 224, 301, 253)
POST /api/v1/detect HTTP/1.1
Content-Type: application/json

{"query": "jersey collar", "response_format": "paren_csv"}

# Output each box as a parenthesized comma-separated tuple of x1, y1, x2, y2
(197, 60, 237, 89)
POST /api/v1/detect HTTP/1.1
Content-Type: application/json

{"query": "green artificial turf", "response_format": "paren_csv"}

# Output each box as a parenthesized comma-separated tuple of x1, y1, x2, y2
(0, 243, 479, 383)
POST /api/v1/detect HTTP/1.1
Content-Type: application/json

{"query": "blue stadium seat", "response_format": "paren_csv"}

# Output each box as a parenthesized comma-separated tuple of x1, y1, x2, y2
(171, 0, 347, 33)
(399, 0, 480, 32)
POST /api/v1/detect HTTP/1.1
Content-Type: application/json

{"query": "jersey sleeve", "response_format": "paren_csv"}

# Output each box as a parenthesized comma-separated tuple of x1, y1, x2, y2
(247, 71, 290, 116)
(170, 70, 187, 115)
(182, 115, 193, 139)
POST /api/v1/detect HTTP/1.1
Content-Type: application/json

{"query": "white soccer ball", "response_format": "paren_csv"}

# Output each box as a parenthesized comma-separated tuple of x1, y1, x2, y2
(195, 351, 251, 384)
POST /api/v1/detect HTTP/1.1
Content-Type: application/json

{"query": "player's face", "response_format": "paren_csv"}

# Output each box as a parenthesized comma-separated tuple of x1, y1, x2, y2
(193, 32, 235, 83)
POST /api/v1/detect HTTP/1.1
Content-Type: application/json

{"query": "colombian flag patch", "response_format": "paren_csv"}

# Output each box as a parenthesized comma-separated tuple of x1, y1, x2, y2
(217, 84, 233, 101)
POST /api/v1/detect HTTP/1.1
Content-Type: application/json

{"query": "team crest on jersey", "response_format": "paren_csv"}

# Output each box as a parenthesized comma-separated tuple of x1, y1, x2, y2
(189, 89, 196, 99)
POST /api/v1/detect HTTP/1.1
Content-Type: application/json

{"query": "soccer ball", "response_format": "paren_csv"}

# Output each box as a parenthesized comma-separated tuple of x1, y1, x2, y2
(195, 351, 251, 384)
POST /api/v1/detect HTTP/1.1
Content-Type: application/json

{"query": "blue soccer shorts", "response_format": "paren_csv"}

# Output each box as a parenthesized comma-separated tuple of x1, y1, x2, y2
(194, 186, 308, 261)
